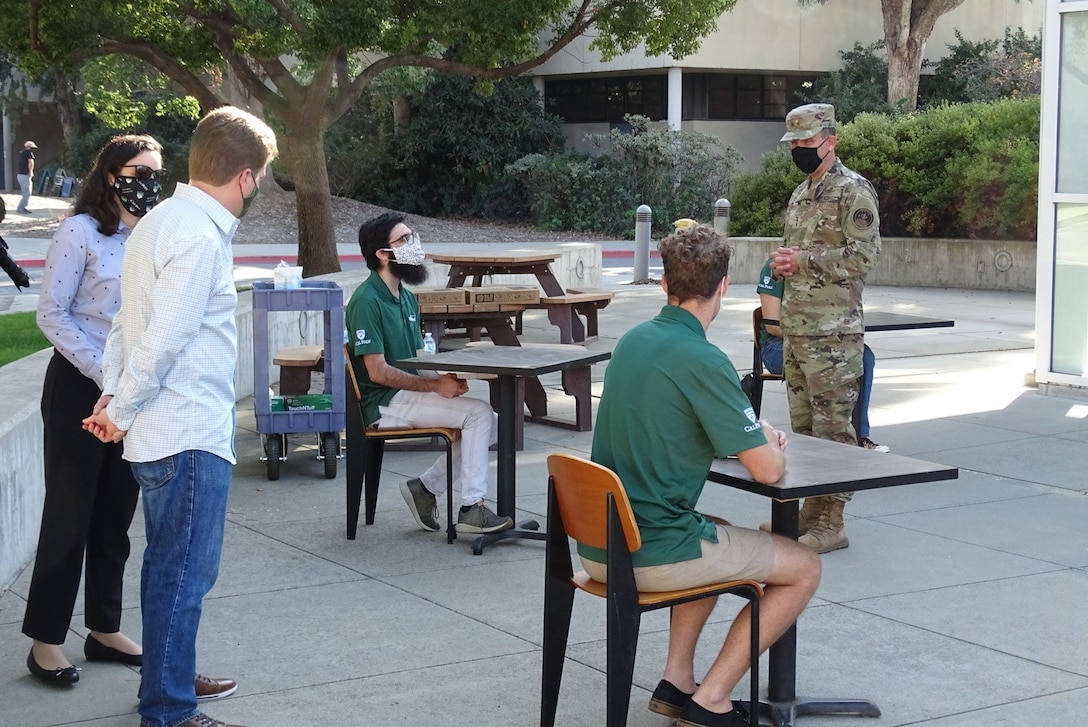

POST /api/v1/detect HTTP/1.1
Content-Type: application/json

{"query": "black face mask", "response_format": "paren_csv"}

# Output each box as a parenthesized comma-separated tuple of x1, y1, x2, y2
(791, 142, 826, 175)
(112, 175, 162, 217)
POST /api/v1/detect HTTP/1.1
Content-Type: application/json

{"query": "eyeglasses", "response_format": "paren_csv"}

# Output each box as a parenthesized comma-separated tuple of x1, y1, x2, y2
(118, 164, 165, 181)
(388, 231, 415, 247)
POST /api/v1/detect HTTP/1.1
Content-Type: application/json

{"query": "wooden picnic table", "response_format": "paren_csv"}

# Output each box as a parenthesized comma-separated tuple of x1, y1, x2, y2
(429, 249, 566, 296)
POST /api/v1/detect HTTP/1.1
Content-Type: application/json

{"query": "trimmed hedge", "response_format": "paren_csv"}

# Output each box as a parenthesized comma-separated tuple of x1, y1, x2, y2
(730, 98, 1040, 241)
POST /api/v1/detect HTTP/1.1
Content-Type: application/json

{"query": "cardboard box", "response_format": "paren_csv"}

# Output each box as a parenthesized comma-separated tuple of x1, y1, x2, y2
(463, 285, 540, 305)
(270, 394, 333, 412)
(412, 287, 468, 305)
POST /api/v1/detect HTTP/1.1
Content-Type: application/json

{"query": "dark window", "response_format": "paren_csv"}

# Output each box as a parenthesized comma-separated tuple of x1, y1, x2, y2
(682, 73, 822, 121)
(544, 75, 667, 123)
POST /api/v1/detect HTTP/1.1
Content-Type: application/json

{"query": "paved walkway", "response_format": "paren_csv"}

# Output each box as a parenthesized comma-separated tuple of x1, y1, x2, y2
(3, 262, 1087, 724)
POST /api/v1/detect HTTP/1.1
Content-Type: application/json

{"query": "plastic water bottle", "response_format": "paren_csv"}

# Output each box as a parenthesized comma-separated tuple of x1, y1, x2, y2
(422, 332, 436, 355)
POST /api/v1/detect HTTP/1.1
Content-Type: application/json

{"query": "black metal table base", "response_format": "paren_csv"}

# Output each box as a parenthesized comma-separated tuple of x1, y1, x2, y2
(739, 697, 880, 727)
(471, 519, 544, 555)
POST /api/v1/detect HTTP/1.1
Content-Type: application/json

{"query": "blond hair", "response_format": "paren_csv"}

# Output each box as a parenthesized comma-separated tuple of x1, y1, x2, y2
(188, 106, 278, 185)
(657, 224, 732, 301)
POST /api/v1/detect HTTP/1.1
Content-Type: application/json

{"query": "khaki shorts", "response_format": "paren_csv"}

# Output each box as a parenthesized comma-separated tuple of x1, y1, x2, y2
(580, 524, 775, 591)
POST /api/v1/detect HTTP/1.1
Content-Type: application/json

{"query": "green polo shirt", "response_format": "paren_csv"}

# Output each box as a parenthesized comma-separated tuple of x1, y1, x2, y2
(345, 272, 423, 425)
(585, 305, 769, 568)
(755, 258, 784, 348)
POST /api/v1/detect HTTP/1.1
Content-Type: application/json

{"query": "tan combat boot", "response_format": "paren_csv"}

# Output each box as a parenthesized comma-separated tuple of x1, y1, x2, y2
(798, 499, 849, 554)
(759, 496, 825, 536)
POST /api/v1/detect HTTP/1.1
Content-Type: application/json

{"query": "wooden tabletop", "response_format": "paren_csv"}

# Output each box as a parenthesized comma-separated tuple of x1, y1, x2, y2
(429, 249, 561, 265)
(707, 433, 958, 501)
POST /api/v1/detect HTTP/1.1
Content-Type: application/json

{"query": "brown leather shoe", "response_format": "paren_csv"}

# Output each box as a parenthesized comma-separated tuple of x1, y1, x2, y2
(195, 673, 238, 700)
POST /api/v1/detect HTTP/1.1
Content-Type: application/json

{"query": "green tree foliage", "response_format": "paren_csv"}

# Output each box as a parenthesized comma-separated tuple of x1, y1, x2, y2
(373, 74, 565, 218)
(0, 0, 739, 276)
(797, 41, 901, 123)
(502, 116, 742, 237)
(920, 28, 1041, 106)
(729, 98, 1039, 241)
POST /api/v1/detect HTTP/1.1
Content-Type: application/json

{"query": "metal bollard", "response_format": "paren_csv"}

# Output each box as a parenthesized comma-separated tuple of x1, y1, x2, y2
(714, 198, 731, 238)
(634, 204, 652, 281)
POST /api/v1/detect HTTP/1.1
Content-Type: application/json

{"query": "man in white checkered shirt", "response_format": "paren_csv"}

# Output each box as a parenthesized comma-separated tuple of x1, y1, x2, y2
(84, 106, 277, 727)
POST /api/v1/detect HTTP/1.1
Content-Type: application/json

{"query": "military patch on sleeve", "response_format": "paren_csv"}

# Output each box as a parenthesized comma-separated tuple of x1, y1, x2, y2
(845, 196, 879, 239)
(852, 208, 874, 229)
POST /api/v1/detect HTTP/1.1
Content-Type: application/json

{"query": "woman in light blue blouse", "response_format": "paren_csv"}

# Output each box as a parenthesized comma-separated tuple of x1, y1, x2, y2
(23, 135, 164, 685)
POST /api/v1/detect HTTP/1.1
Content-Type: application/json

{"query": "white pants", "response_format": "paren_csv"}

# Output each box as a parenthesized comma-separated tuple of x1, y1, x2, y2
(376, 391, 497, 506)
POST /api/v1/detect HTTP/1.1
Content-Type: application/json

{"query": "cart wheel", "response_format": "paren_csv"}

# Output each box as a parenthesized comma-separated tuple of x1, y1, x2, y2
(265, 434, 283, 481)
(321, 432, 339, 479)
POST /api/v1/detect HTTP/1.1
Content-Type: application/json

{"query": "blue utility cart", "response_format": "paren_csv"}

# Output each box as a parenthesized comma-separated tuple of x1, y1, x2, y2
(252, 280, 345, 480)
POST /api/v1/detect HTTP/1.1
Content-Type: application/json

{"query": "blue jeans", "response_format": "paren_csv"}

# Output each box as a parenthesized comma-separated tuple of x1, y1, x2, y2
(132, 451, 231, 727)
(762, 338, 876, 439)
(17, 174, 31, 210)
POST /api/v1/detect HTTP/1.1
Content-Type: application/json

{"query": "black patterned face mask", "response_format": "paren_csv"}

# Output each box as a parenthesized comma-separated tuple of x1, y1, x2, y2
(112, 174, 162, 217)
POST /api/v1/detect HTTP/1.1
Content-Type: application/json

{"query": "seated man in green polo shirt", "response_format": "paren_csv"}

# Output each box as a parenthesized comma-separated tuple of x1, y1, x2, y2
(586, 224, 822, 727)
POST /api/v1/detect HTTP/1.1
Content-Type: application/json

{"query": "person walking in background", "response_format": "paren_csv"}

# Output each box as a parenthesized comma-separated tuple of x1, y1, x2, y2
(22, 136, 164, 687)
(346, 211, 512, 538)
(771, 103, 881, 555)
(589, 224, 820, 727)
(83, 106, 277, 727)
(17, 140, 37, 213)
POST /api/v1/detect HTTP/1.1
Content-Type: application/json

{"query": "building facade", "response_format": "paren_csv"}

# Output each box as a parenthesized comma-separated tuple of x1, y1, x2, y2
(532, 0, 1043, 167)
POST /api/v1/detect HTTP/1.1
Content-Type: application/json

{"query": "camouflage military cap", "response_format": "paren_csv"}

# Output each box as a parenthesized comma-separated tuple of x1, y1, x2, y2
(780, 103, 836, 142)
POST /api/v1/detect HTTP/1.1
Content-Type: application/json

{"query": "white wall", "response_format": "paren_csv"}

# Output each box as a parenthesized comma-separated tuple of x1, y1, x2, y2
(535, 0, 1043, 77)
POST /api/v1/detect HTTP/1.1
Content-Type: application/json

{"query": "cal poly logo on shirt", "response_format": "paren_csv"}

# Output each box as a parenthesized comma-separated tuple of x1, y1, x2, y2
(355, 329, 372, 345)
(408, 313, 417, 323)
(743, 406, 761, 433)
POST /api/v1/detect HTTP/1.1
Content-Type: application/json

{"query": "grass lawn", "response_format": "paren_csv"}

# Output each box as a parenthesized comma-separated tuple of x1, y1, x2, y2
(0, 311, 50, 367)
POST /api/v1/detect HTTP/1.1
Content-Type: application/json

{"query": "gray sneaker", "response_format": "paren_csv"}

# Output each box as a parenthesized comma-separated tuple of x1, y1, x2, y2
(456, 502, 513, 534)
(400, 478, 439, 532)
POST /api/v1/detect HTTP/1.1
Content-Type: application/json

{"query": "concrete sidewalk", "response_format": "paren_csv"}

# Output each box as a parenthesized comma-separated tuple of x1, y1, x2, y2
(2, 283, 1087, 726)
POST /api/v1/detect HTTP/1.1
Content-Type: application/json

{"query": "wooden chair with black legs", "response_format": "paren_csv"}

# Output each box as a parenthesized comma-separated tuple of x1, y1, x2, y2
(541, 453, 763, 727)
(344, 346, 460, 544)
(750, 307, 785, 417)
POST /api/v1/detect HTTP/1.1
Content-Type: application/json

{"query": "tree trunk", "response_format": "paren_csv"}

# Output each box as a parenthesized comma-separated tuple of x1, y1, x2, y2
(886, 40, 925, 110)
(278, 129, 341, 277)
(880, 0, 968, 111)
(50, 67, 83, 159)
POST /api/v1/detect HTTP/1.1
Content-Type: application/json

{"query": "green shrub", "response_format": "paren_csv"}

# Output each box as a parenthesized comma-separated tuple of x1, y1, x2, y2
(728, 147, 803, 238)
(730, 98, 1039, 241)
(502, 115, 742, 237)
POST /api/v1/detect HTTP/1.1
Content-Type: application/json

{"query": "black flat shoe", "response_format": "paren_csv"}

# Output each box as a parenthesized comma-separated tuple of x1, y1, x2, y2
(26, 649, 79, 685)
(84, 634, 143, 666)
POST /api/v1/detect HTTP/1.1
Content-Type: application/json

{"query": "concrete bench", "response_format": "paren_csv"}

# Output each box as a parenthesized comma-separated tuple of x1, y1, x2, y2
(522, 290, 614, 344)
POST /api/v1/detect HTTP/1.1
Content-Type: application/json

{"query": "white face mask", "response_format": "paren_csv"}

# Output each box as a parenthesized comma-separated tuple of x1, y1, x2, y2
(383, 232, 425, 266)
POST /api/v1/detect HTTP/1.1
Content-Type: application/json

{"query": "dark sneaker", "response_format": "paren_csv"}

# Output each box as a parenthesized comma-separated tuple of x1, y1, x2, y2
(400, 478, 440, 532)
(648, 679, 694, 718)
(676, 700, 751, 727)
(142, 713, 245, 727)
(195, 674, 238, 700)
(859, 437, 890, 453)
(455, 502, 513, 534)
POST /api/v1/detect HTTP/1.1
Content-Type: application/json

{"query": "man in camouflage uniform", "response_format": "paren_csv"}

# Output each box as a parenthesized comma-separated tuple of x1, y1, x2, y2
(770, 103, 881, 554)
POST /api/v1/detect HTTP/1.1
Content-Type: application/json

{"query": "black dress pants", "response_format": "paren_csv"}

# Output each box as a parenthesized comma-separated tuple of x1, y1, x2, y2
(21, 352, 139, 644)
